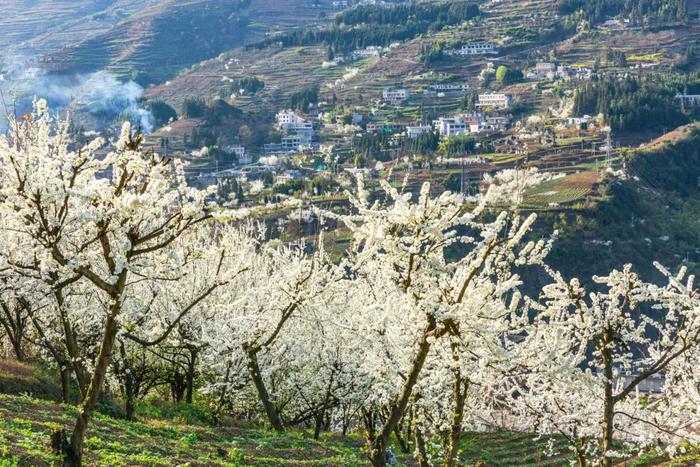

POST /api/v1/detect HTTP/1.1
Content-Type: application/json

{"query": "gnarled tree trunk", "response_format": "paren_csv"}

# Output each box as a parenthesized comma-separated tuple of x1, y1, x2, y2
(244, 346, 284, 432)
(61, 312, 120, 467)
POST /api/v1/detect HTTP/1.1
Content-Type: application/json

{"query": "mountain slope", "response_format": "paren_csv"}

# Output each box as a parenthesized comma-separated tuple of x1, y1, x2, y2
(41, 0, 337, 83)
(0, 0, 164, 57)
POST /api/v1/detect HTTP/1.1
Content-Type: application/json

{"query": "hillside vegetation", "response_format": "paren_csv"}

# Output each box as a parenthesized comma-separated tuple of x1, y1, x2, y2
(0, 390, 696, 466)
(545, 124, 700, 281)
(40, 0, 337, 82)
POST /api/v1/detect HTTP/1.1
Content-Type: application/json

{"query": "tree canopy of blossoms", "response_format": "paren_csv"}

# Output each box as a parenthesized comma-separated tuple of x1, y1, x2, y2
(0, 105, 698, 467)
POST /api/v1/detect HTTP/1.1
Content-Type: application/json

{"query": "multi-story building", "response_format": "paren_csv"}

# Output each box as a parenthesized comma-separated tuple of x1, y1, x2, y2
(451, 43, 498, 55)
(382, 88, 410, 104)
(675, 93, 700, 107)
(476, 93, 511, 109)
(223, 145, 251, 164)
(433, 114, 482, 137)
(486, 115, 510, 127)
(428, 83, 470, 93)
(366, 122, 380, 133)
(276, 110, 305, 130)
(536, 62, 556, 74)
(405, 125, 432, 139)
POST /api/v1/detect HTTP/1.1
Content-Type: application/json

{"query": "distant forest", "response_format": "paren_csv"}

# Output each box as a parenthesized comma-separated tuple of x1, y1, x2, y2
(573, 77, 687, 132)
(557, 0, 687, 25)
(250, 1, 480, 53)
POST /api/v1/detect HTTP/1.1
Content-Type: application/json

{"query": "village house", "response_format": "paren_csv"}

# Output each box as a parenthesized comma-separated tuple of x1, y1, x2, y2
(566, 115, 594, 128)
(275, 170, 304, 185)
(263, 134, 311, 153)
(477, 93, 511, 109)
(276, 110, 305, 130)
(223, 145, 252, 164)
(366, 122, 380, 133)
(433, 113, 484, 137)
(405, 125, 432, 138)
(536, 62, 556, 74)
(428, 83, 470, 93)
(352, 46, 382, 60)
(449, 42, 498, 56)
(382, 87, 410, 104)
(486, 115, 510, 130)
(274, 109, 315, 152)
(675, 93, 700, 107)
(600, 18, 629, 30)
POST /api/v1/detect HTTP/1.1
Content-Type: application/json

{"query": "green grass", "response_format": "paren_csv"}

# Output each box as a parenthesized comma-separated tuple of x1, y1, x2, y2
(0, 393, 367, 466)
(1, 392, 698, 466)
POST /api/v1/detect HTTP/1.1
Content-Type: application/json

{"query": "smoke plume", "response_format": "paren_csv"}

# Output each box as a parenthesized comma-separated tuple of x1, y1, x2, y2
(1, 53, 155, 133)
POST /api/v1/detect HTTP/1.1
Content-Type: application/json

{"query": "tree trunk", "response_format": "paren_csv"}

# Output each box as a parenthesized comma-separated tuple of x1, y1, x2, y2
(313, 412, 324, 440)
(393, 425, 409, 454)
(62, 313, 120, 467)
(185, 348, 198, 404)
(600, 329, 615, 467)
(575, 446, 588, 467)
(118, 340, 136, 420)
(10, 335, 25, 361)
(413, 421, 429, 467)
(368, 319, 437, 467)
(59, 367, 72, 404)
(55, 289, 89, 398)
(244, 348, 284, 432)
(170, 371, 186, 403)
(124, 369, 136, 421)
(445, 375, 469, 467)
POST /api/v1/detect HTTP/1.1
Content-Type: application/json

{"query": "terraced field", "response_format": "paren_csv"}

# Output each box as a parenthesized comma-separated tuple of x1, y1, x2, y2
(145, 44, 352, 113)
(0, 0, 162, 57)
(36, 0, 338, 82)
(524, 170, 601, 208)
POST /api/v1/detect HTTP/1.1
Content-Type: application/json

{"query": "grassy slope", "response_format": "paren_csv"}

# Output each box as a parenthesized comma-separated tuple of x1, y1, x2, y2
(3, 392, 700, 466)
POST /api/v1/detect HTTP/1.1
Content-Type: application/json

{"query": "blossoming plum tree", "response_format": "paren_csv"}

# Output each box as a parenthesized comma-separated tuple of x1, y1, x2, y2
(0, 102, 237, 466)
(329, 171, 554, 466)
(512, 263, 700, 466)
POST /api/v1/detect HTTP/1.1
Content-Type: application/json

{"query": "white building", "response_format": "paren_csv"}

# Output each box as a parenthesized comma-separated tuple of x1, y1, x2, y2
(275, 170, 304, 185)
(366, 122, 380, 133)
(352, 46, 382, 60)
(675, 93, 700, 106)
(536, 62, 556, 74)
(451, 43, 498, 56)
(566, 115, 594, 127)
(428, 83, 470, 93)
(223, 145, 245, 158)
(382, 88, 410, 104)
(276, 110, 305, 130)
(477, 93, 511, 109)
(405, 125, 432, 138)
(274, 109, 315, 151)
(433, 113, 484, 137)
(223, 145, 252, 164)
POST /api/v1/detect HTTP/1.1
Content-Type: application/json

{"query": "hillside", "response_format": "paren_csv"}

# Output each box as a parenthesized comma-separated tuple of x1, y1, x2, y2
(40, 0, 338, 83)
(0, 1, 163, 55)
(1, 391, 695, 467)
(544, 123, 700, 281)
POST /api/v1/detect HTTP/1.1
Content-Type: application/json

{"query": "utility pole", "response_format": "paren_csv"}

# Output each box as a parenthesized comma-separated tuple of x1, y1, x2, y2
(460, 152, 465, 194)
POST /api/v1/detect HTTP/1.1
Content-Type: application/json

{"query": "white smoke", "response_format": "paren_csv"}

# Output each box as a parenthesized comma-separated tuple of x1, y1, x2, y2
(0, 53, 155, 133)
